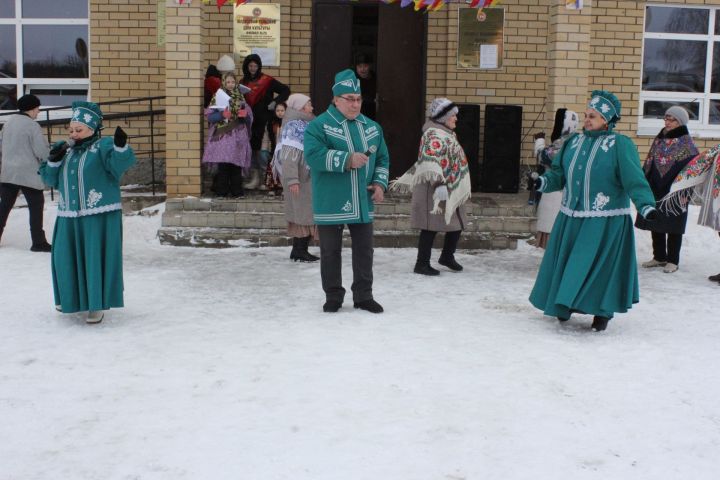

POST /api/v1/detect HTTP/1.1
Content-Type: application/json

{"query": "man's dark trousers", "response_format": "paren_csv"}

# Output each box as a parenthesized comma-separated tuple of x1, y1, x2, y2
(318, 223, 374, 304)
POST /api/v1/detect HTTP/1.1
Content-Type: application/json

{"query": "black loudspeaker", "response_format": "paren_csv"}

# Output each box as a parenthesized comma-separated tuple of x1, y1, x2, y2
(481, 104, 522, 193)
(454, 104, 481, 192)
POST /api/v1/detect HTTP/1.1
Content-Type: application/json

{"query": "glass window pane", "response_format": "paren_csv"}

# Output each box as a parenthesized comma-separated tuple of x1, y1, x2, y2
(645, 6, 709, 34)
(21, 0, 87, 19)
(713, 42, 720, 93)
(0, 0, 15, 17)
(710, 100, 720, 125)
(643, 101, 700, 121)
(642, 39, 706, 93)
(22, 26, 89, 78)
(0, 84, 17, 110)
(0, 25, 16, 77)
(26, 88, 87, 107)
(716, 11, 720, 35)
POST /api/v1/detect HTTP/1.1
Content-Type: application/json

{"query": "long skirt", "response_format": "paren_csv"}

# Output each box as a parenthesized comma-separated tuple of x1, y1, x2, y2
(529, 213, 640, 320)
(51, 210, 125, 313)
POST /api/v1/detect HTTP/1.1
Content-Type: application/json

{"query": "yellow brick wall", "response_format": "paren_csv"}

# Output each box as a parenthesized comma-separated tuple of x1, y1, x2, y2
(90, 0, 166, 177)
(589, 0, 719, 157)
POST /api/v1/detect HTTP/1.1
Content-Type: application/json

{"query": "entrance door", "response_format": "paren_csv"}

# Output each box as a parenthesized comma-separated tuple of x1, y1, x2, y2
(375, 5, 425, 178)
(311, 1, 425, 178)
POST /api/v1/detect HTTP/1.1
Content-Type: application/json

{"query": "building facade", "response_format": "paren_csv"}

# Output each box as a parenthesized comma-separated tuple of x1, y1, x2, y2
(1, 0, 719, 197)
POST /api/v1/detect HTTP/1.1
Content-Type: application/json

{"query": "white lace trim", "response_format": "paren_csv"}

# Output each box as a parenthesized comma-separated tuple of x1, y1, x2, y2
(56, 202, 122, 218)
(560, 205, 631, 218)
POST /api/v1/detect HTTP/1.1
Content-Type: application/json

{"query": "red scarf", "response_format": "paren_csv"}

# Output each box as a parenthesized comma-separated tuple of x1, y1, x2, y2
(242, 74, 273, 108)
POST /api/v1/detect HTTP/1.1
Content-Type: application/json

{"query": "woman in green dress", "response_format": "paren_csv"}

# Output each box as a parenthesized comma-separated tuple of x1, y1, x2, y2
(529, 90, 657, 332)
(40, 101, 136, 324)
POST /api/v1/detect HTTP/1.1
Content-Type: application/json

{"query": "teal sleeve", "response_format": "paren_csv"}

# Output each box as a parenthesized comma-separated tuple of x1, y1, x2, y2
(616, 135, 656, 215)
(100, 137, 137, 182)
(371, 130, 390, 190)
(39, 140, 67, 188)
(303, 120, 349, 173)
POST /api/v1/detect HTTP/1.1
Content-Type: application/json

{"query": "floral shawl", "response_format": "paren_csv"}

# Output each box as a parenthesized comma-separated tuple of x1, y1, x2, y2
(390, 120, 471, 225)
(271, 108, 315, 181)
(644, 125, 698, 178)
(660, 143, 720, 230)
(208, 87, 247, 137)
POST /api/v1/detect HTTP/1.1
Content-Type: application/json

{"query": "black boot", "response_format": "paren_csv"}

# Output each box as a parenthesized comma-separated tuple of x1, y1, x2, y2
(414, 261, 440, 276)
(300, 236, 319, 262)
(591, 316, 610, 332)
(30, 228, 51, 252)
(438, 231, 463, 271)
(290, 237, 319, 262)
(415, 230, 438, 275)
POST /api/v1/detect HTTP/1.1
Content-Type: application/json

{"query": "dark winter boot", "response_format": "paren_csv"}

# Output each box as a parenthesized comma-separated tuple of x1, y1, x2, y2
(414, 261, 440, 276)
(30, 229, 51, 252)
(708, 272, 720, 283)
(438, 230, 463, 271)
(290, 237, 319, 262)
(300, 236, 319, 262)
(591, 316, 611, 332)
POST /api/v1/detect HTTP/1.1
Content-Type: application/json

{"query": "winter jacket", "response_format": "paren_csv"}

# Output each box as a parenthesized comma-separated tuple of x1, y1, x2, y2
(241, 54, 290, 151)
(39, 136, 136, 217)
(304, 104, 390, 225)
(0, 113, 49, 190)
(538, 129, 655, 219)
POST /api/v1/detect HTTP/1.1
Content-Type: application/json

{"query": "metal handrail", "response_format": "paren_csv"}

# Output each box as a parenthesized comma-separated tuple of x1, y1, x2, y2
(1, 96, 166, 196)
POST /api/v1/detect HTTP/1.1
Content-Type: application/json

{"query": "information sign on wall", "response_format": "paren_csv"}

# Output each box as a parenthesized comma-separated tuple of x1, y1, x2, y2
(457, 7, 504, 69)
(233, 3, 281, 67)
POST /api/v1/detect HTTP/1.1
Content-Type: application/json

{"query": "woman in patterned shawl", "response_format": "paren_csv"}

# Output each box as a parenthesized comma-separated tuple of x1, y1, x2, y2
(635, 106, 698, 273)
(202, 72, 253, 197)
(391, 98, 471, 276)
(275, 93, 318, 262)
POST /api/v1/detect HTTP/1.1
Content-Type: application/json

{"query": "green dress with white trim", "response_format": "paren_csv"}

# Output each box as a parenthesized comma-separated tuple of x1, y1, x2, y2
(40, 135, 136, 313)
(529, 128, 655, 320)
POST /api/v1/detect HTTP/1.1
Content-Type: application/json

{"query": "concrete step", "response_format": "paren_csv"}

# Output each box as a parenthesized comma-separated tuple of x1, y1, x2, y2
(157, 226, 520, 250)
(159, 192, 536, 250)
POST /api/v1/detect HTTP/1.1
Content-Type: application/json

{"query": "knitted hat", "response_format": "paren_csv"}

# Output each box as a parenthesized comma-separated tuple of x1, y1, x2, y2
(217, 54, 236, 74)
(588, 90, 621, 127)
(70, 101, 103, 131)
(427, 97, 458, 125)
(287, 93, 311, 111)
(17, 94, 40, 112)
(332, 69, 361, 96)
(665, 106, 689, 126)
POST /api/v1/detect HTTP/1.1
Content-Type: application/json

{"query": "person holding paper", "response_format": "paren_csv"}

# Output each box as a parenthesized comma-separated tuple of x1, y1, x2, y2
(202, 72, 253, 198)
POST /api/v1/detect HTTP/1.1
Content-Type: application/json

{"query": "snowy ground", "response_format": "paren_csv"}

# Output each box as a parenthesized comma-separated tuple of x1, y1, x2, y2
(1, 198, 719, 480)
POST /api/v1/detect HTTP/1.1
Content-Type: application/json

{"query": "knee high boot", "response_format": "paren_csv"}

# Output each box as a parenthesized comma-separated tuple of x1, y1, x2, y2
(291, 236, 319, 262)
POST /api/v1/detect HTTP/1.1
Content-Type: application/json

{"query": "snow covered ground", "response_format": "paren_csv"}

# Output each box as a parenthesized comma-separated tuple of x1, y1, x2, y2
(1, 198, 719, 480)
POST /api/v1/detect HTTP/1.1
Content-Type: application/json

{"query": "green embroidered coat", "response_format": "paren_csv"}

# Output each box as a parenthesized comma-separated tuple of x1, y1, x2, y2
(304, 105, 390, 225)
(40, 137, 136, 217)
(538, 130, 655, 218)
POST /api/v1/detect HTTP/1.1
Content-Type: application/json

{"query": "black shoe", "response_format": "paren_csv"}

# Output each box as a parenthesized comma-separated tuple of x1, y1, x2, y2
(438, 256, 463, 271)
(323, 300, 342, 313)
(557, 316, 570, 322)
(591, 316, 610, 332)
(30, 242, 51, 252)
(708, 273, 720, 282)
(414, 262, 440, 276)
(353, 299, 384, 314)
(291, 250, 320, 262)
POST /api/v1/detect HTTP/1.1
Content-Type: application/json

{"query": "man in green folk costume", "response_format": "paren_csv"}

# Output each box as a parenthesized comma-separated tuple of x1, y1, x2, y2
(529, 90, 657, 332)
(304, 69, 390, 314)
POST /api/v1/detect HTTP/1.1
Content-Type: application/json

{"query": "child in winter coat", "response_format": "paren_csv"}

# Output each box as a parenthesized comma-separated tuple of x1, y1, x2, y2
(202, 72, 253, 198)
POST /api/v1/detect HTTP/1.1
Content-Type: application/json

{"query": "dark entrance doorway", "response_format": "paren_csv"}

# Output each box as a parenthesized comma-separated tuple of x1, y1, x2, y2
(311, 0, 426, 178)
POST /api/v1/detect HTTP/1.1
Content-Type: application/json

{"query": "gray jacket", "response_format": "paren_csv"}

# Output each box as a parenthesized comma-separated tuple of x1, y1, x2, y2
(0, 113, 49, 190)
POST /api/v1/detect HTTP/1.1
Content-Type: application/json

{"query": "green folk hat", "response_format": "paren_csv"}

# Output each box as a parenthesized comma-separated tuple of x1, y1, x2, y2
(588, 90, 621, 127)
(332, 69, 361, 96)
(71, 101, 103, 131)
